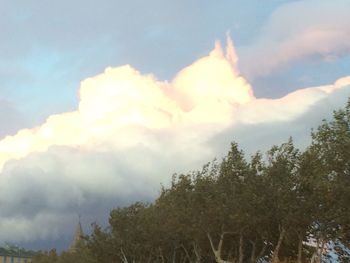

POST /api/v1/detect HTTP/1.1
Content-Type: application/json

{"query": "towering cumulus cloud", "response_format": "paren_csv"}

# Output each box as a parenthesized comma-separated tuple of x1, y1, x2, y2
(0, 36, 349, 243)
(0, 36, 253, 171)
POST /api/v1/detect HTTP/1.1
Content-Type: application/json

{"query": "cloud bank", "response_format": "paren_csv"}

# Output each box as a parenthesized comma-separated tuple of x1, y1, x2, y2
(0, 37, 349, 244)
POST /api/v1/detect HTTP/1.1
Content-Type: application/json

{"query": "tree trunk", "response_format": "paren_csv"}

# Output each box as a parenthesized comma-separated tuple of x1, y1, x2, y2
(318, 240, 326, 263)
(297, 234, 303, 263)
(249, 240, 256, 263)
(120, 248, 129, 263)
(147, 251, 153, 263)
(193, 242, 201, 263)
(181, 245, 191, 262)
(271, 227, 286, 263)
(172, 247, 177, 263)
(310, 239, 319, 263)
(207, 232, 233, 263)
(311, 238, 326, 263)
(256, 241, 267, 262)
(227, 245, 234, 262)
(159, 247, 165, 263)
(238, 233, 244, 263)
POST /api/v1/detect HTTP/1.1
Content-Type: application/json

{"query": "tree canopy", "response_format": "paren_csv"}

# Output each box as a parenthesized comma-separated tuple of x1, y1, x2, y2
(32, 99, 350, 263)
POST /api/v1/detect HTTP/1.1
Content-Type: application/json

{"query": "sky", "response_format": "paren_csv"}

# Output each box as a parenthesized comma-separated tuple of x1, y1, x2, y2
(0, 0, 350, 250)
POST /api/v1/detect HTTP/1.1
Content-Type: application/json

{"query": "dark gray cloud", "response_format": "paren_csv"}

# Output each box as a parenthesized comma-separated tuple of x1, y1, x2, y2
(0, 80, 348, 248)
(212, 86, 350, 156)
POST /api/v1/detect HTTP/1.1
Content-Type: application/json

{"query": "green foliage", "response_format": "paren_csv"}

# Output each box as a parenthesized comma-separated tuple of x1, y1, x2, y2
(32, 98, 350, 263)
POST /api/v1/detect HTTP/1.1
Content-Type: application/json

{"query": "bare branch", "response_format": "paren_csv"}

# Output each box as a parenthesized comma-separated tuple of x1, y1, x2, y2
(120, 248, 129, 263)
(181, 244, 192, 262)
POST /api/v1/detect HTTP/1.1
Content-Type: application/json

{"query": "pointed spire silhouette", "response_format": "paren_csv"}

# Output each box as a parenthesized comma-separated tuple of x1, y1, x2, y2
(69, 215, 84, 252)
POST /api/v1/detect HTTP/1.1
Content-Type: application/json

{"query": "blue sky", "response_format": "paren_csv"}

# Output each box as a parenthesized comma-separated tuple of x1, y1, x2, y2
(2, 0, 348, 133)
(0, 0, 350, 250)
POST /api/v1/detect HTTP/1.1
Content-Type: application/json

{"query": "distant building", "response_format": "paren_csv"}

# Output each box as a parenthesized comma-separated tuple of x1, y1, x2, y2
(69, 221, 84, 252)
(0, 245, 35, 263)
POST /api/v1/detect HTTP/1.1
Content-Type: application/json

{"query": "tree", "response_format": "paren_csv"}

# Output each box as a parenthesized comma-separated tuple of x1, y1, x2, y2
(32, 98, 350, 263)
(264, 138, 301, 263)
(308, 98, 350, 260)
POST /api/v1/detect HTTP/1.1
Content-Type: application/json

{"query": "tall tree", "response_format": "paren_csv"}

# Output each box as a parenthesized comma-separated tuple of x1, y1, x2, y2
(309, 98, 350, 257)
(264, 138, 300, 263)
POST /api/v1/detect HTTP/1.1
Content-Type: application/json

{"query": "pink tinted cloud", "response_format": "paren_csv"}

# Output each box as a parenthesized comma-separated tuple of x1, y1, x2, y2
(241, 0, 350, 78)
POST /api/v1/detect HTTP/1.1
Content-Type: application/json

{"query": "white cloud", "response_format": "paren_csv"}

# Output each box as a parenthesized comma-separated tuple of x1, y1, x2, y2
(0, 37, 349, 244)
